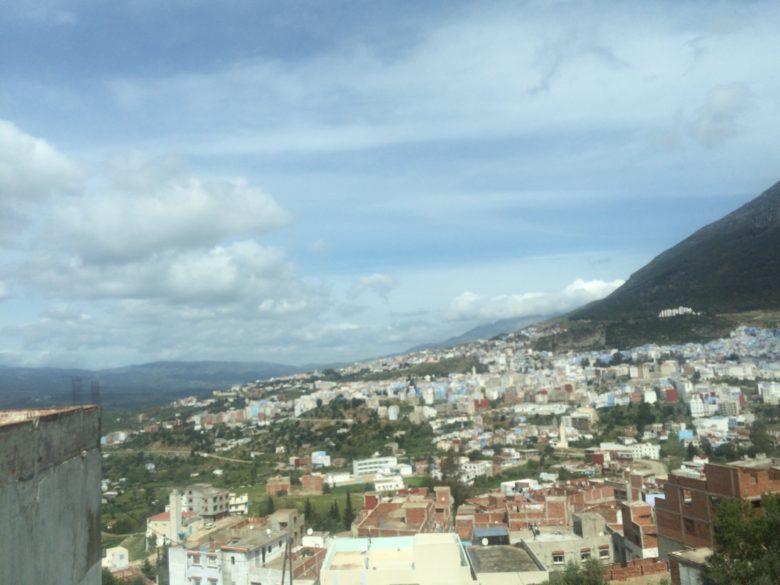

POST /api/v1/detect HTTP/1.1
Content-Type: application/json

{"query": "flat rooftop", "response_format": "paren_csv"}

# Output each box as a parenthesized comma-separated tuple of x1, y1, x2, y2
(467, 545, 543, 573)
(322, 534, 467, 573)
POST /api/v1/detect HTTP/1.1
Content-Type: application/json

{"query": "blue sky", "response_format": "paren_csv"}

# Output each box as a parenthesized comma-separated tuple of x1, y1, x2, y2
(1, 0, 779, 368)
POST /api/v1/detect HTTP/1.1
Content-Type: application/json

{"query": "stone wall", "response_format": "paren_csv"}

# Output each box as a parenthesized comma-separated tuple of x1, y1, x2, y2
(0, 406, 101, 585)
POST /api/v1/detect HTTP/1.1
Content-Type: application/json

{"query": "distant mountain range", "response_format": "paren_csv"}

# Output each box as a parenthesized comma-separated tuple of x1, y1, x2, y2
(408, 314, 554, 352)
(0, 361, 302, 410)
(537, 180, 780, 350)
(7, 181, 780, 408)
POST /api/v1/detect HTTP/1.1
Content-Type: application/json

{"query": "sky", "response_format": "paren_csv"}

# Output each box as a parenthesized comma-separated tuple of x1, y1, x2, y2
(1, 0, 779, 369)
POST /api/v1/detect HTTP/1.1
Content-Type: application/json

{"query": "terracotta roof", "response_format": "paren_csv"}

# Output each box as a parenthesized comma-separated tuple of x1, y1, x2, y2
(148, 511, 196, 522)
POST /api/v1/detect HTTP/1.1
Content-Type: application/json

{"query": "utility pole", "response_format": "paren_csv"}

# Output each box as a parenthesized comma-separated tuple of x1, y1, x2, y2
(279, 537, 294, 585)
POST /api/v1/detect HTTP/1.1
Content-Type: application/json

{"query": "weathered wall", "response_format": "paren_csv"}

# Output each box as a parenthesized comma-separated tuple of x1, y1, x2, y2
(0, 407, 101, 585)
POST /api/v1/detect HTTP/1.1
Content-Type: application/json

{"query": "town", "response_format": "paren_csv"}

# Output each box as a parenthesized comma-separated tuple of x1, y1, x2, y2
(76, 323, 780, 584)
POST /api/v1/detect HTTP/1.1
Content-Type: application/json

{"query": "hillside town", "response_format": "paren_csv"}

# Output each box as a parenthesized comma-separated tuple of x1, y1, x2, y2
(88, 324, 780, 584)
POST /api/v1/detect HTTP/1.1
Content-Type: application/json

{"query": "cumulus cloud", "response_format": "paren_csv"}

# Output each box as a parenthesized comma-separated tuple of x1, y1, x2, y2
(686, 83, 755, 147)
(0, 119, 82, 225)
(26, 240, 309, 305)
(349, 273, 396, 300)
(448, 278, 624, 322)
(53, 162, 290, 264)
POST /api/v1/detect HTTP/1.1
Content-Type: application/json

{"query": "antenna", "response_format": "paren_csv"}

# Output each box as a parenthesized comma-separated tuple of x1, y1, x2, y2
(71, 376, 83, 405)
(90, 380, 101, 406)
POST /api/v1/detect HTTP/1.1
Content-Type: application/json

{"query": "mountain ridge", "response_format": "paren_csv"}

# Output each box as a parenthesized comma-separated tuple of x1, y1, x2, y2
(571, 180, 780, 321)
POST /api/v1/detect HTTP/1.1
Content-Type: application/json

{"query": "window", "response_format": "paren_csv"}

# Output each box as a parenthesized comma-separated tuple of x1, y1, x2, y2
(599, 546, 610, 560)
(208, 555, 217, 567)
(580, 548, 591, 561)
(231, 556, 236, 565)
(552, 551, 565, 565)
(684, 518, 695, 533)
(191, 554, 201, 565)
(682, 489, 693, 505)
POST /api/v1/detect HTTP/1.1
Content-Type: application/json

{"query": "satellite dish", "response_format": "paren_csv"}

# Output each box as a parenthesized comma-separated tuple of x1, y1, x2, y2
(307, 528, 314, 536)
(481, 538, 489, 547)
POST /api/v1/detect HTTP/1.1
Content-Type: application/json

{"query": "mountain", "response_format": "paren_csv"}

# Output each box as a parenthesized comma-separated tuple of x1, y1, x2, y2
(572, 180, 780, 321)
(0, 360, 302, 410)
(409, 314, 555, 352)
(536, 180, 780, 350)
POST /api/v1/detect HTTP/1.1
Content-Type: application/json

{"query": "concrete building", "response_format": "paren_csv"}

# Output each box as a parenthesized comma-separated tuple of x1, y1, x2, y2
(168, 518, 290, 585)
(656, 457, 780, 559)
(169, 509, 305, 585)
(319, 533, 473, 585)
(184, 483, 230, 522)
(266, 475, 292, 497)
(373, 475, 405, 493)
(146, 490, 202, 549)
(522, 512, 614, 569)
(352, 455, 398, 477)
(0, 407, 102, 585)
(312, 450, 332, 468)
(618, 500, 659, 562)
(229, 492, 250, 515)
(101, 546, 130, 571)
(466, 544, 548, 585)
(669, 547, 710, 585)
(301, 473, 326, 495)
(354, 487, 453, 537)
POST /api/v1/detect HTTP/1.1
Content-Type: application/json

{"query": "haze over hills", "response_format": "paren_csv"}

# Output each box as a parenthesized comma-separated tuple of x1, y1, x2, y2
(536, 180, 780, 350)
(0, 361, 302, 409)
(408, 314, 554, 352)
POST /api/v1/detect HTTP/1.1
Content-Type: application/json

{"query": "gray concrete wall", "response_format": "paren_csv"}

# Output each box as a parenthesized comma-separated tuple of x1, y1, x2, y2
(0, 407, 101, 585)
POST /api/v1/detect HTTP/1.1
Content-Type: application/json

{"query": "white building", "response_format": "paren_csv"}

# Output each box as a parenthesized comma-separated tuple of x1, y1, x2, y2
(759, 381, 780, 405)
(101, 546, 129, 571)
(319, 534, 474, 585)
(312, 450, 332, 468)
(353, 456, 398, 477)
(169, 510, 303, 585)
(459, 460, 493, 484)
(229, 492, 250, 515)
(629, 442, 661, 460)
(374, 475, 405, 493)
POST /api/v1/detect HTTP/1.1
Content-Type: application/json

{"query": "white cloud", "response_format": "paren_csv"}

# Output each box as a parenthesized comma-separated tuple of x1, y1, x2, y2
(686, 83, 755, 147)
(53, 161, 290, 264)
(349, 273, 396, 300)
(0, 119, 82, 216)
(26, 240, 308, 305)
(448, 278, 624, 322)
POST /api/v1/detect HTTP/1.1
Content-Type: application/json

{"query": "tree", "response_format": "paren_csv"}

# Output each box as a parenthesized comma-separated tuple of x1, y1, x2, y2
(304, 498, 315, 526)
(542, 559, 608, 585)
(750, 419, 773, 454)
(636, 402, 656, 437)
(141, 557, 155, 580)
(344, 490, 355, 530)
(329, 500, 340, 521)
(265, 495, 275, 515)
(156, 544, 170, 585)
(702, 493, 780, 585)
